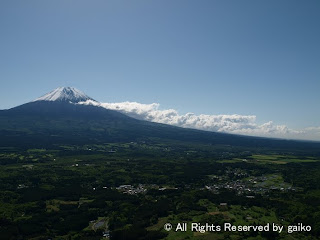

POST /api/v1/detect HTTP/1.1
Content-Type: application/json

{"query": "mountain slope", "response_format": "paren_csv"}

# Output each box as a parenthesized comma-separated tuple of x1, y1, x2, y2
(0, 87, 319, 152)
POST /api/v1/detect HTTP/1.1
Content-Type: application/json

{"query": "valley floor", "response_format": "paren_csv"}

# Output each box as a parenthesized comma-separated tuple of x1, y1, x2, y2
(1, 142, 320, 239)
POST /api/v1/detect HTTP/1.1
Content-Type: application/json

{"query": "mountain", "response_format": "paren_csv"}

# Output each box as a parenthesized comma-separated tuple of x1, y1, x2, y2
(33, 87, 97, 103)
(0, 87, 319, 152)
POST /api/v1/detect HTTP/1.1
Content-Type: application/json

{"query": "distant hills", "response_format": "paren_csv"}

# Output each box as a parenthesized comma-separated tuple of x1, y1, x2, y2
(0, 87, 319, 153)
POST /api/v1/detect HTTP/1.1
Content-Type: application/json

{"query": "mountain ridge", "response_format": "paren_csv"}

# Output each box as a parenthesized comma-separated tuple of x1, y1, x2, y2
(0, 87, 319, 152)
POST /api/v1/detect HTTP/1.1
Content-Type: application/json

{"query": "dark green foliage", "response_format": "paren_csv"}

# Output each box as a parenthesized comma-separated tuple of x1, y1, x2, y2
(0, 101, 320, 239)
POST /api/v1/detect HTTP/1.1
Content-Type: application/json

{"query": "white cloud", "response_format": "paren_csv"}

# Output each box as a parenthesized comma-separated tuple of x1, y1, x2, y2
(79, 100, 319, 141)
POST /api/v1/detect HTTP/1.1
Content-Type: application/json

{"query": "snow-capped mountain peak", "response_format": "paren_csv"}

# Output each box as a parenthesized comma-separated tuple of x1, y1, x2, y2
(33, 87, 97, 103)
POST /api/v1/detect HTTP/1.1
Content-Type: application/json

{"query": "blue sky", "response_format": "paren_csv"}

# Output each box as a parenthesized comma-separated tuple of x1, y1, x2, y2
(0, 1, 319, 139)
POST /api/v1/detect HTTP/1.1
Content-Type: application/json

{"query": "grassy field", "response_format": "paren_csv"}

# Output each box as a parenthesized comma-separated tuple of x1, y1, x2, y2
(218, 154, 319, 165)
(147, 199, 282, 239)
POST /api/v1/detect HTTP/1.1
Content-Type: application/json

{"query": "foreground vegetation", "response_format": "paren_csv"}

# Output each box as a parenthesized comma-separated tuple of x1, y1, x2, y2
(1, 141, 320, 239)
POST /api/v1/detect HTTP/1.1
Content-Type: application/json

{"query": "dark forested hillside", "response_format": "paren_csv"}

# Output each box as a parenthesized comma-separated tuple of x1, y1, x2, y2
(0, 101, 319, 154)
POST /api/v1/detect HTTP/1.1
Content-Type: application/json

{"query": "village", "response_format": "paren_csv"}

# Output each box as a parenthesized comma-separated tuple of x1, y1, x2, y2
(109, 168, 295, 198)
(205, 168, 295, 196)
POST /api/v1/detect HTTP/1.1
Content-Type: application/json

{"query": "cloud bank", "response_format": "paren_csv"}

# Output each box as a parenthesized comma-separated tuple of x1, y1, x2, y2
(80, 100, 320, 141)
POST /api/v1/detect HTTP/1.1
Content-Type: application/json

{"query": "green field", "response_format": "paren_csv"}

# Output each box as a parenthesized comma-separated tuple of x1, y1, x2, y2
(218, 154, 319, 165)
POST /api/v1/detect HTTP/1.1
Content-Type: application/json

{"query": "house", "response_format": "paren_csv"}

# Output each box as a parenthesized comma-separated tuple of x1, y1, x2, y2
(219, 203, 228, 211)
